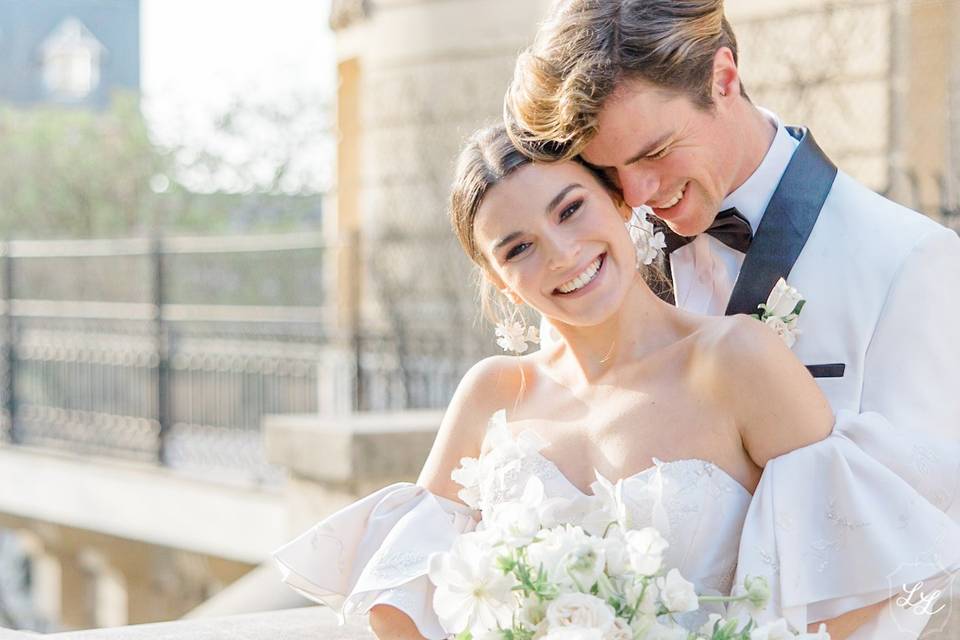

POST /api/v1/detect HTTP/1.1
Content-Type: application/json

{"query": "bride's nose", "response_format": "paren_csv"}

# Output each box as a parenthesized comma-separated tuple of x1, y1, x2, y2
(545, 232, 581, 271)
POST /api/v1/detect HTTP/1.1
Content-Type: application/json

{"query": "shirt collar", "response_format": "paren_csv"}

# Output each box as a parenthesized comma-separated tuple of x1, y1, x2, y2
(719, 107, 800, 233)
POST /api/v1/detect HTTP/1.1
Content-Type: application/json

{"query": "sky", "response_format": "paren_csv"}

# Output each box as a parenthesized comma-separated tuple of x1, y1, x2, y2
(140, 0, 335, 191)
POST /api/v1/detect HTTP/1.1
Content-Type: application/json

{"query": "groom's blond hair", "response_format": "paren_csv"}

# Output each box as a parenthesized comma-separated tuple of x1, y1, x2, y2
(506, 0, 747, 161)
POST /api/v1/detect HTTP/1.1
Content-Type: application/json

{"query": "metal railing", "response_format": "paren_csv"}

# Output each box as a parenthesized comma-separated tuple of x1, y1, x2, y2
(0, 233, 331, 485)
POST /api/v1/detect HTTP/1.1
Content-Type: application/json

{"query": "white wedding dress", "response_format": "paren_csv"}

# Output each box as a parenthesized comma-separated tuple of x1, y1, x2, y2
(273, 409, 960, 639)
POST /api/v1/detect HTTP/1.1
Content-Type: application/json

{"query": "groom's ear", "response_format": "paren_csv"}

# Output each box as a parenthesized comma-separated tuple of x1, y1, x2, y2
(711, 46, 741, 104)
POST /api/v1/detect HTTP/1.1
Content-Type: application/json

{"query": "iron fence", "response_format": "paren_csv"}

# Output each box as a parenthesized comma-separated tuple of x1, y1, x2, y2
(0, 233, 331, 485)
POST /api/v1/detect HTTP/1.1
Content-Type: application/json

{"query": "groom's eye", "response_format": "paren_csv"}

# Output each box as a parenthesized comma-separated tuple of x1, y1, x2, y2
(647, 146, 671, 160)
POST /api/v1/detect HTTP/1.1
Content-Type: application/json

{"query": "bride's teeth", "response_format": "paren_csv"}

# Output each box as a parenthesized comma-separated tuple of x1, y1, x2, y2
(557, 257, 602, 294)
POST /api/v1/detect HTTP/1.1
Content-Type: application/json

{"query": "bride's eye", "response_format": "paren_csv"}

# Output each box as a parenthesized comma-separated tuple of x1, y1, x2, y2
(559, 199, 583, 221)
(506, 242, 530, 260)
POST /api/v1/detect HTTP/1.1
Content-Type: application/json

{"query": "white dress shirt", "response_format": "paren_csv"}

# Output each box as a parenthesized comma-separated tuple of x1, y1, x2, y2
(669, 108, 800, 315)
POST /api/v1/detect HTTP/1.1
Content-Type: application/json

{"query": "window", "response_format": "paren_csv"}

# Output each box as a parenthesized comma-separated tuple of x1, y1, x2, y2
(40, 18, 105, 100)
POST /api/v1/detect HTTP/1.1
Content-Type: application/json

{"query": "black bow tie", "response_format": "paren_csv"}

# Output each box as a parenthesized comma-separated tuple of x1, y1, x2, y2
(658, 207, 754, 255)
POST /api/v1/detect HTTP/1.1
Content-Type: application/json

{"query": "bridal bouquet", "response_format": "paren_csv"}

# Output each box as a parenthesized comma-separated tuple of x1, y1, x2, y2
(428, 419, 829, 640)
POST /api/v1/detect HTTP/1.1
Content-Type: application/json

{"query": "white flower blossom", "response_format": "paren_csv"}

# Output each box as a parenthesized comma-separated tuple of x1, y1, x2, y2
(656, 568, 699, 613)
(625, 527, 670, 576)
(486, 476, 545, 547)
(698, 612, 726, 636)
(764, 314, 801, 348)
(428, 532, 517, 635)
(628, 208, 667, 267)
(749, 617, 793, 640)
(495, 320, 539, 354)
(763, 277, 804, 317)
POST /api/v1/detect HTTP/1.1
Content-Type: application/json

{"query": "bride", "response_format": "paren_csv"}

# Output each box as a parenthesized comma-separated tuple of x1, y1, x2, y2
(273, 125, 960, 640)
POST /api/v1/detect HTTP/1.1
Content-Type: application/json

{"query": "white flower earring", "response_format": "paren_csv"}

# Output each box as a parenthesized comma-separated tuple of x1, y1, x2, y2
(494, 292, 539, 355)
(627, 206, 667, 268)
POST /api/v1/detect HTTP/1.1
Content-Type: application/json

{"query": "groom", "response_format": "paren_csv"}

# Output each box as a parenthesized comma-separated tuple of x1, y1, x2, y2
(506, 0, 960, 636)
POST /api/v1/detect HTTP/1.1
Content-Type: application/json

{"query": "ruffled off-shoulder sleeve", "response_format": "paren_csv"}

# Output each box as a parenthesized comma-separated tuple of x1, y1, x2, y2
(272, 482, 479, 639)
(731, 409, 960, 637)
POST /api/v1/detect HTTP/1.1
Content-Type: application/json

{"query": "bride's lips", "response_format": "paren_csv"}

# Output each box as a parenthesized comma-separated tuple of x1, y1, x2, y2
(552, 253, 606, 298)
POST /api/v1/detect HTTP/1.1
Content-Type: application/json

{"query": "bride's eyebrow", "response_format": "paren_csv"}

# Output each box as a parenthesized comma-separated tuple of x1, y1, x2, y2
(491, 183, 584, 254)
(545, 183, 583, 214)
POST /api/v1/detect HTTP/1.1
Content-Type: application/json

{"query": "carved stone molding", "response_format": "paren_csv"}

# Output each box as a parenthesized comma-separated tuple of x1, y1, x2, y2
(329, 0, 372, 31)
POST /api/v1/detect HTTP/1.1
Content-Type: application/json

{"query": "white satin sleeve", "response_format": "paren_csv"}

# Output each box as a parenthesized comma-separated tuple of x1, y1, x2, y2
(272, 482, 479, 640)
(730, 409, 960, 637)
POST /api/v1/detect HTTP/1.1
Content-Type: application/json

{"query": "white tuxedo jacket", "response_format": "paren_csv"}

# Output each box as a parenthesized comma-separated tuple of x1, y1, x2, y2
(755, 167, 960, 441)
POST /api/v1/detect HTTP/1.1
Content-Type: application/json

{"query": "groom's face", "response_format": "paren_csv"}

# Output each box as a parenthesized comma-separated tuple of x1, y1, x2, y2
(581, 79, 740, 237)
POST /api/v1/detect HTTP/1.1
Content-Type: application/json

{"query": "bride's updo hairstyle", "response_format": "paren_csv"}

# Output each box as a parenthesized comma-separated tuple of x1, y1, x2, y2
(505, 0, 747, 161)
(449, 124, 653, 323)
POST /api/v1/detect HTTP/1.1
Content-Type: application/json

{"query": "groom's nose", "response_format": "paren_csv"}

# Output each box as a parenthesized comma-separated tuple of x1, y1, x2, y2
(618, 168, 660, 208)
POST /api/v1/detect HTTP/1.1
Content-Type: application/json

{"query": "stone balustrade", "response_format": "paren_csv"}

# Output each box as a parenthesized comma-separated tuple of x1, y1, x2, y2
(43, 607, 372, 639)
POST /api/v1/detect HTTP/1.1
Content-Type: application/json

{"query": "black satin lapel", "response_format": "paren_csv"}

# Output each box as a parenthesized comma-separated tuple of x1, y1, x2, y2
(724, 127, 838, 316)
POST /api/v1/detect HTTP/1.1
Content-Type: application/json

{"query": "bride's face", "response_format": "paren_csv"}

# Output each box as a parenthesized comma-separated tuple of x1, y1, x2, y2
(474, 160, 638, 327)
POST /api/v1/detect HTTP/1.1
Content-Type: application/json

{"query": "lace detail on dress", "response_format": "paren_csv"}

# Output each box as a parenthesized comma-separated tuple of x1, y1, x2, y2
(368, 549, 428, 580)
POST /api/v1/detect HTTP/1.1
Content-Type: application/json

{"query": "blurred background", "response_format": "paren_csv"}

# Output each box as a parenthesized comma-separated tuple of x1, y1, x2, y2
(0, 0, 956, 636)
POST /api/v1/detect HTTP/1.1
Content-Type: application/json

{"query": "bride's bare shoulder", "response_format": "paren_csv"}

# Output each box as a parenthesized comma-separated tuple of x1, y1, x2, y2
(415, 354, 531, 500)
(692, 314, 833, 466)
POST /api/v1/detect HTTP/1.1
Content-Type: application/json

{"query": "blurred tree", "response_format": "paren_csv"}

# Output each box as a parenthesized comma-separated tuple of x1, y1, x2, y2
(0, 88, 330, 239)
(0, 90, 168, 238)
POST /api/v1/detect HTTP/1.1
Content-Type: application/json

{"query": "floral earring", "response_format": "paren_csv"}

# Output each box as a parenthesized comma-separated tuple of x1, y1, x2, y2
(627, 206, 667, 268)
(494, 292, 539, 355)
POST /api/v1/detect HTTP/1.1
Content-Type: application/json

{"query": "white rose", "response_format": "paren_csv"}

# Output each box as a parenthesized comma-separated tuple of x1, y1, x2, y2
(764, 277, 804, 317)
(656, 568, 699, 613)
(749, 617, 793, 640)
(545, 592, 615, 633)
(625, 527, 669, 576)
(543, 628, 605, 640)
(763, 315, 800, 348)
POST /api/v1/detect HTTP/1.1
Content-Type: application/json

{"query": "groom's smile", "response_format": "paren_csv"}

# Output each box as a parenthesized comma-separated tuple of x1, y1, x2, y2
(580, 78, 747, 238)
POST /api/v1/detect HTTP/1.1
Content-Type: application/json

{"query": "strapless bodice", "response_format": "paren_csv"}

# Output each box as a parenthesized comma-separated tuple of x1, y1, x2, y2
(478, 424, 753, 627)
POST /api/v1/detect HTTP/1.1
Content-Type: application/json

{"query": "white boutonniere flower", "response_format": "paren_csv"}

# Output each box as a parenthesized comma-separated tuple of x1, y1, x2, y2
(752, 278, 805, 347)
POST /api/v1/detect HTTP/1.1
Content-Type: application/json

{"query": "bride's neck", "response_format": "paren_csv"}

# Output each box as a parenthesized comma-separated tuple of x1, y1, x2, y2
(543, 276, 697, 386)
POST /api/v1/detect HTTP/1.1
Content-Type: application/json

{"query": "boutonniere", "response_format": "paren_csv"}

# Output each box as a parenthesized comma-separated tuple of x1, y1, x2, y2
(751, 277, 805, 347)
